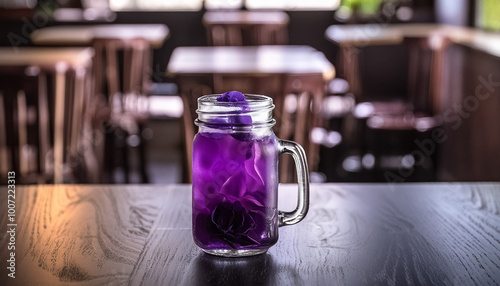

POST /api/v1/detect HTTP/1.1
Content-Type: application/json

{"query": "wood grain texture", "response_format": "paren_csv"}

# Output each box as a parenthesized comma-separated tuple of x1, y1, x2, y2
(0, 185, 167, 285)
(1, 183, 499, 285)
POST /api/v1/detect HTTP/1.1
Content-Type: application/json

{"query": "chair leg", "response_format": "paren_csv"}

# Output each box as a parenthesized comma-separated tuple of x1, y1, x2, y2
(0, 92, 10, 176)
(119, 129, 130, 184)
(106, 40, 121, 101)
(104, 130, 115, 183)
(181, 95, 194, 183)
(138, 124, 149, 184)
(17, 90, 29, 178)
(38, 73, 50, 179)
(54, 67, 67, 184)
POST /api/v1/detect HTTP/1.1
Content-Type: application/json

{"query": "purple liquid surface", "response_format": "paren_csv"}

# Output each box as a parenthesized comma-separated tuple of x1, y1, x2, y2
(192, 132, 279, 250)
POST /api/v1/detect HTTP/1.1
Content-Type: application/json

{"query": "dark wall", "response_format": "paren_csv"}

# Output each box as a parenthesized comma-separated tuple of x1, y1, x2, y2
(438, 43, 500, 181)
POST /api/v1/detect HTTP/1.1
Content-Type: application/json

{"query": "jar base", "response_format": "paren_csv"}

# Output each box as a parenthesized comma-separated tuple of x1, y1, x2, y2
(202, 248, 268, 257)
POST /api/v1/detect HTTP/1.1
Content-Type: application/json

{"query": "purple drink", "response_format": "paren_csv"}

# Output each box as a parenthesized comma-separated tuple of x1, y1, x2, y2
(192, 92, 310, 257)
(192, 131, 279, 252)
(192, 92, 279, 255)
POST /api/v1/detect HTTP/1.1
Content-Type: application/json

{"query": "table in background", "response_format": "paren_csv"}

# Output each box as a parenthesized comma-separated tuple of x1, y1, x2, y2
(0, 48, 94, 184)
(325, 24, 500, 181)
(0, 183, 499, 285)
(31, 24, 168, 48)
(31, 24, 169, 183)
(30, 24, 169, 107)
(203, 11, 289, 46)
(325, 23, 500, 97)
(167, 45, 335, 182)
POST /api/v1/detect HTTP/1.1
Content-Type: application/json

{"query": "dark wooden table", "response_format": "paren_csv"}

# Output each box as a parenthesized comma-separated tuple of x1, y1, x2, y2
(1, 183, 499, 285)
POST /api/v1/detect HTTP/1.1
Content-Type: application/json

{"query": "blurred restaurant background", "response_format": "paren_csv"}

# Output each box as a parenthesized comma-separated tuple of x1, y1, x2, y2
(1, 0, 499, 184)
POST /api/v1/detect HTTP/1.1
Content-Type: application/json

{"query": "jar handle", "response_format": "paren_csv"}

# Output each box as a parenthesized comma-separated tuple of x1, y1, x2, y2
(277, 139, 310, 227)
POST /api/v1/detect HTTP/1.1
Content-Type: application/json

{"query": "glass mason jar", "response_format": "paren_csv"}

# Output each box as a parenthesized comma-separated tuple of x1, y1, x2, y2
(192, 94, 310, 257)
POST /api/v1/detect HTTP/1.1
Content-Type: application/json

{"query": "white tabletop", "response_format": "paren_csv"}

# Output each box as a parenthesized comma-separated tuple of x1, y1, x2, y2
(203, 11, 289, 25)
(0, 47, 94, 68)
(31, 24, 169, 48)
(167, 45, 335, 80)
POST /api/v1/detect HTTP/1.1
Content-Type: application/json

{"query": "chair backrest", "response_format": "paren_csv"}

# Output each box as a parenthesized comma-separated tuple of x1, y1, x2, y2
(279, 74, 326, 182)
(0, 68, 45, 183)
(92, 38, 151, 113)
(203, 11, 289, 46)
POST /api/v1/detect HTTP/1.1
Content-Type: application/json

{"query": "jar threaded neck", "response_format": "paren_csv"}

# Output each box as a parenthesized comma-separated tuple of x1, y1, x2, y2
(196, 94, 276, 130)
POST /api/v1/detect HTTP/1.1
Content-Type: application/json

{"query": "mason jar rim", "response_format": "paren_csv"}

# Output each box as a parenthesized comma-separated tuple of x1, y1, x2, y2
(196, 94, 275, 114)
(197, 94, 273, 106)
(195, 94, 276, 129)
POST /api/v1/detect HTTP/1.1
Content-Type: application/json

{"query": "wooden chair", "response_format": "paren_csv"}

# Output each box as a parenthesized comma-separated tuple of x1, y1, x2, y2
(278, 74, 326, 182)
(203, 11, 289, 46)
(92, 37, 152, 183)
(346, 35, 451, 178)
(0, 48, 94, 184)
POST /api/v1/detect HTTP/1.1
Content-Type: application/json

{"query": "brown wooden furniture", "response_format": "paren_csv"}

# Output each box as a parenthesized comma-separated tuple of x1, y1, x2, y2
(324, 23, 500, 103)
(203, 11, 289, 46)
(31, 24, 169, 183)
(327, 24, 440, 98)
(325, 25, 459, 178)
(358, 35, 451, 126)
(1, 183, 499, 285)
(91, 37, 153, 183)
(167, 45, 335, 182)
(0, 48, 94, 184)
